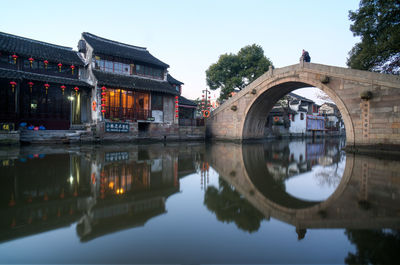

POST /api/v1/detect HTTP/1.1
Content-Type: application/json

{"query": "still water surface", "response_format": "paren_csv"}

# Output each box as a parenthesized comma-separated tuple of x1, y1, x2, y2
(0, 138, 399, 264)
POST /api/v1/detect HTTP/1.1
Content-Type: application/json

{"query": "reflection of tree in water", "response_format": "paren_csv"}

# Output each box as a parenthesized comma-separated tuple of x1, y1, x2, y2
(345, 229, 400, 265)
(204, 177, 265, 233)
(314, 153, 345, 188)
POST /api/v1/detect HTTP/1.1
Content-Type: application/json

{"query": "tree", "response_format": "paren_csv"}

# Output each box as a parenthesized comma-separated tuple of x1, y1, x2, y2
(347, 0, 400, 74)
(206, 44, 273, 101)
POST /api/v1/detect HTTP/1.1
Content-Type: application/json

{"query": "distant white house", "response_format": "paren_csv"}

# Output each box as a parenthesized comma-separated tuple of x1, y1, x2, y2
(319, 103, 345, 133)
(265, 93, 341, 138)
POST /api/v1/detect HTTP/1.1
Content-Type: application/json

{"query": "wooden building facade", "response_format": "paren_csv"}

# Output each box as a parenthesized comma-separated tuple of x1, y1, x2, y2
(0, 31, 91, 130)
(79, 32, 181, 136)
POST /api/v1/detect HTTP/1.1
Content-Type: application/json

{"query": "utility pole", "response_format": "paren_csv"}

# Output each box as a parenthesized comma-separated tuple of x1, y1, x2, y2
(202, 88, 211, 137)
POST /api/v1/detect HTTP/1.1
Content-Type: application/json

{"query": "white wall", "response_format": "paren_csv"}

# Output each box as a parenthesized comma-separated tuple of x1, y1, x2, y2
(289, 112, 307, 134)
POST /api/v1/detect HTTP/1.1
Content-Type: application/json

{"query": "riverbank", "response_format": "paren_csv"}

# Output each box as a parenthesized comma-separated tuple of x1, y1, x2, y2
(0, 125, 205, 145)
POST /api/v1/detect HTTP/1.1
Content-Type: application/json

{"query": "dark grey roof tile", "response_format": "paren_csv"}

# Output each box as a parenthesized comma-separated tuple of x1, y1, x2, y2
(0, 31, 84, 66)
(92, 70, 178, 95)
(83, 32, 169, 68)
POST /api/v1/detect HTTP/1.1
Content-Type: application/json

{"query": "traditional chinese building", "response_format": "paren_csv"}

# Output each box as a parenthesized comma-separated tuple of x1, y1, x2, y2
(78, 32, 182, 139)
(166, 74, 198, 126)
(0, 31, 91, 130)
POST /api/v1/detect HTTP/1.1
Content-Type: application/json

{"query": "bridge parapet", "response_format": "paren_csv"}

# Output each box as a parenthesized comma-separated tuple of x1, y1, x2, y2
(207, 62, 400, 150)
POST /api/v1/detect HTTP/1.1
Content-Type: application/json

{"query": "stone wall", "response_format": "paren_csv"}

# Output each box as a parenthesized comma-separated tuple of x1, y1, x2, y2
(207, 62, 400, 150)
(0, 131, 19, 145)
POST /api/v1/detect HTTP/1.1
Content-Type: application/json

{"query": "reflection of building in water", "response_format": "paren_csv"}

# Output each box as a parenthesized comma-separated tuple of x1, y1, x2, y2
(0, 153, 91, 243)
(0, 144, 203, 243)
(77, 147, 181, 241)
(264, 139, 344, 181)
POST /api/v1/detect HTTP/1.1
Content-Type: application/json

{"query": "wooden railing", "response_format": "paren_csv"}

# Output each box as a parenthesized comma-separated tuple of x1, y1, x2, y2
(104, 107, 150, 121)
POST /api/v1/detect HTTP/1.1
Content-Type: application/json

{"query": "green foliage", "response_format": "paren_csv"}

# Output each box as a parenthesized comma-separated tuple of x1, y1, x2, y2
(206, 44, 273, 101)
(347, 0, 400, 74)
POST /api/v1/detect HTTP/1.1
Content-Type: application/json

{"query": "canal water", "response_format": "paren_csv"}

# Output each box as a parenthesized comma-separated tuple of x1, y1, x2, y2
(0, 139, 399, 264)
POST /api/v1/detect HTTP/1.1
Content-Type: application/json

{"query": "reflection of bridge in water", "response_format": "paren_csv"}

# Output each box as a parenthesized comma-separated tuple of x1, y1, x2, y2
(207, 142, 400, 234)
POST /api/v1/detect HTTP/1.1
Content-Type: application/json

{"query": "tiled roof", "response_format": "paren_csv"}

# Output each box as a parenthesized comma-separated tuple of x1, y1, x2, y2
(298, 107, 308, 112)
(179, 96, 197, 107)
(92, 70, 178, 95)
(82, 32, 169, 68)
(0, 31, 84, 66)
(288, 92, 314, 103)
(270, 106, 296, 114)
(167, 74, 184, 85)
(0, 67, 91, 87)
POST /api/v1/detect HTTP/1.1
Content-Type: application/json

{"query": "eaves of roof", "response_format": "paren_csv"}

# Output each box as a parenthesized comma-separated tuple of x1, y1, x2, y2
(92, 70, 178, 95)
(0, 67, 91, 87)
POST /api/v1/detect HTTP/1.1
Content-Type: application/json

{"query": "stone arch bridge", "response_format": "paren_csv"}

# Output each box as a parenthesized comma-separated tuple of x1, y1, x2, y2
(207, 62, 400, 149)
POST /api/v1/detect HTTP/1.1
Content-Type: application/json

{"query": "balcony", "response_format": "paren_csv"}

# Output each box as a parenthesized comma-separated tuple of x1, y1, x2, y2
(104, 107, 151, 121)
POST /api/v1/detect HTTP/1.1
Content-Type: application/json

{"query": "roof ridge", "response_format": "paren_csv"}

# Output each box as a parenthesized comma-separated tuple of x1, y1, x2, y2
(83, 32, 147, 52)
(0, 31, 74, 51)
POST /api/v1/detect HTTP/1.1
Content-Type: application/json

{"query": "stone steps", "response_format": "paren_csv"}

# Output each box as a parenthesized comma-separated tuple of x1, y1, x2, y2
(20, 130, 91, 144)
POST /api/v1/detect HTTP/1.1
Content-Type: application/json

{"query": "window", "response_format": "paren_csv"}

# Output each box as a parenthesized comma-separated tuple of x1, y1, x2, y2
(105, 60, 113, 72)
(300, 113, 304, 120)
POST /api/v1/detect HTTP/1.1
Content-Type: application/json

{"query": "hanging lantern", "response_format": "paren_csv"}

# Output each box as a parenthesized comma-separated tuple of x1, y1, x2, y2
(60, 85, 66, 95)
(12, 54, 18, 64)
(101, 86, 106, 117)
(9, 81, 17, 93)
(74, 86, 79, 96)
(44, 60, 49, 69)
(28, 57, 34, 67)
(57, 63, 62, 72)
(44, 83, 50, 94)
(70, 65, 75, 75)
(28, 81, 34, 93)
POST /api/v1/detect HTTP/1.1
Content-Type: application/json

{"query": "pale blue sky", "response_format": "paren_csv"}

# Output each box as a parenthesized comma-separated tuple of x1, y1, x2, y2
(0, 0, 360, 101)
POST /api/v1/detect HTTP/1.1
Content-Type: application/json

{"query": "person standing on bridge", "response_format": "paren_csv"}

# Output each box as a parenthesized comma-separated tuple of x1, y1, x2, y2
(300, 49, 311, 62)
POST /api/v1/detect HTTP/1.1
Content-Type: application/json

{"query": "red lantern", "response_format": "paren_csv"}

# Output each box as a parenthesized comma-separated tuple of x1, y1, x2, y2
(101, 109, 106, 113)
(175, 96, 178, 99)
(101, 103, 106, 107)
(44, 60, 49, 69)
(44, 83, 50, 94)
(12, 54, 18, 64)
(60, 85, 66, 95)
(70, 65, 75, 75)
(28, 81, 34, 93)
(101, 98, 106, 102)
(9, 81, 17, 93)
(101, 86, 106, 90)
(74, 86, 79, 96)
(175, 114, 179, 118)
(101, 92, 106, 96)
(28, 57, 34, 67)
(57, 63, 62, 72)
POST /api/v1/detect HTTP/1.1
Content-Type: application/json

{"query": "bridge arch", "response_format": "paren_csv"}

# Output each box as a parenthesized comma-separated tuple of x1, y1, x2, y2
(207, 63, 400, 149)
(242, 76, 354, 145)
